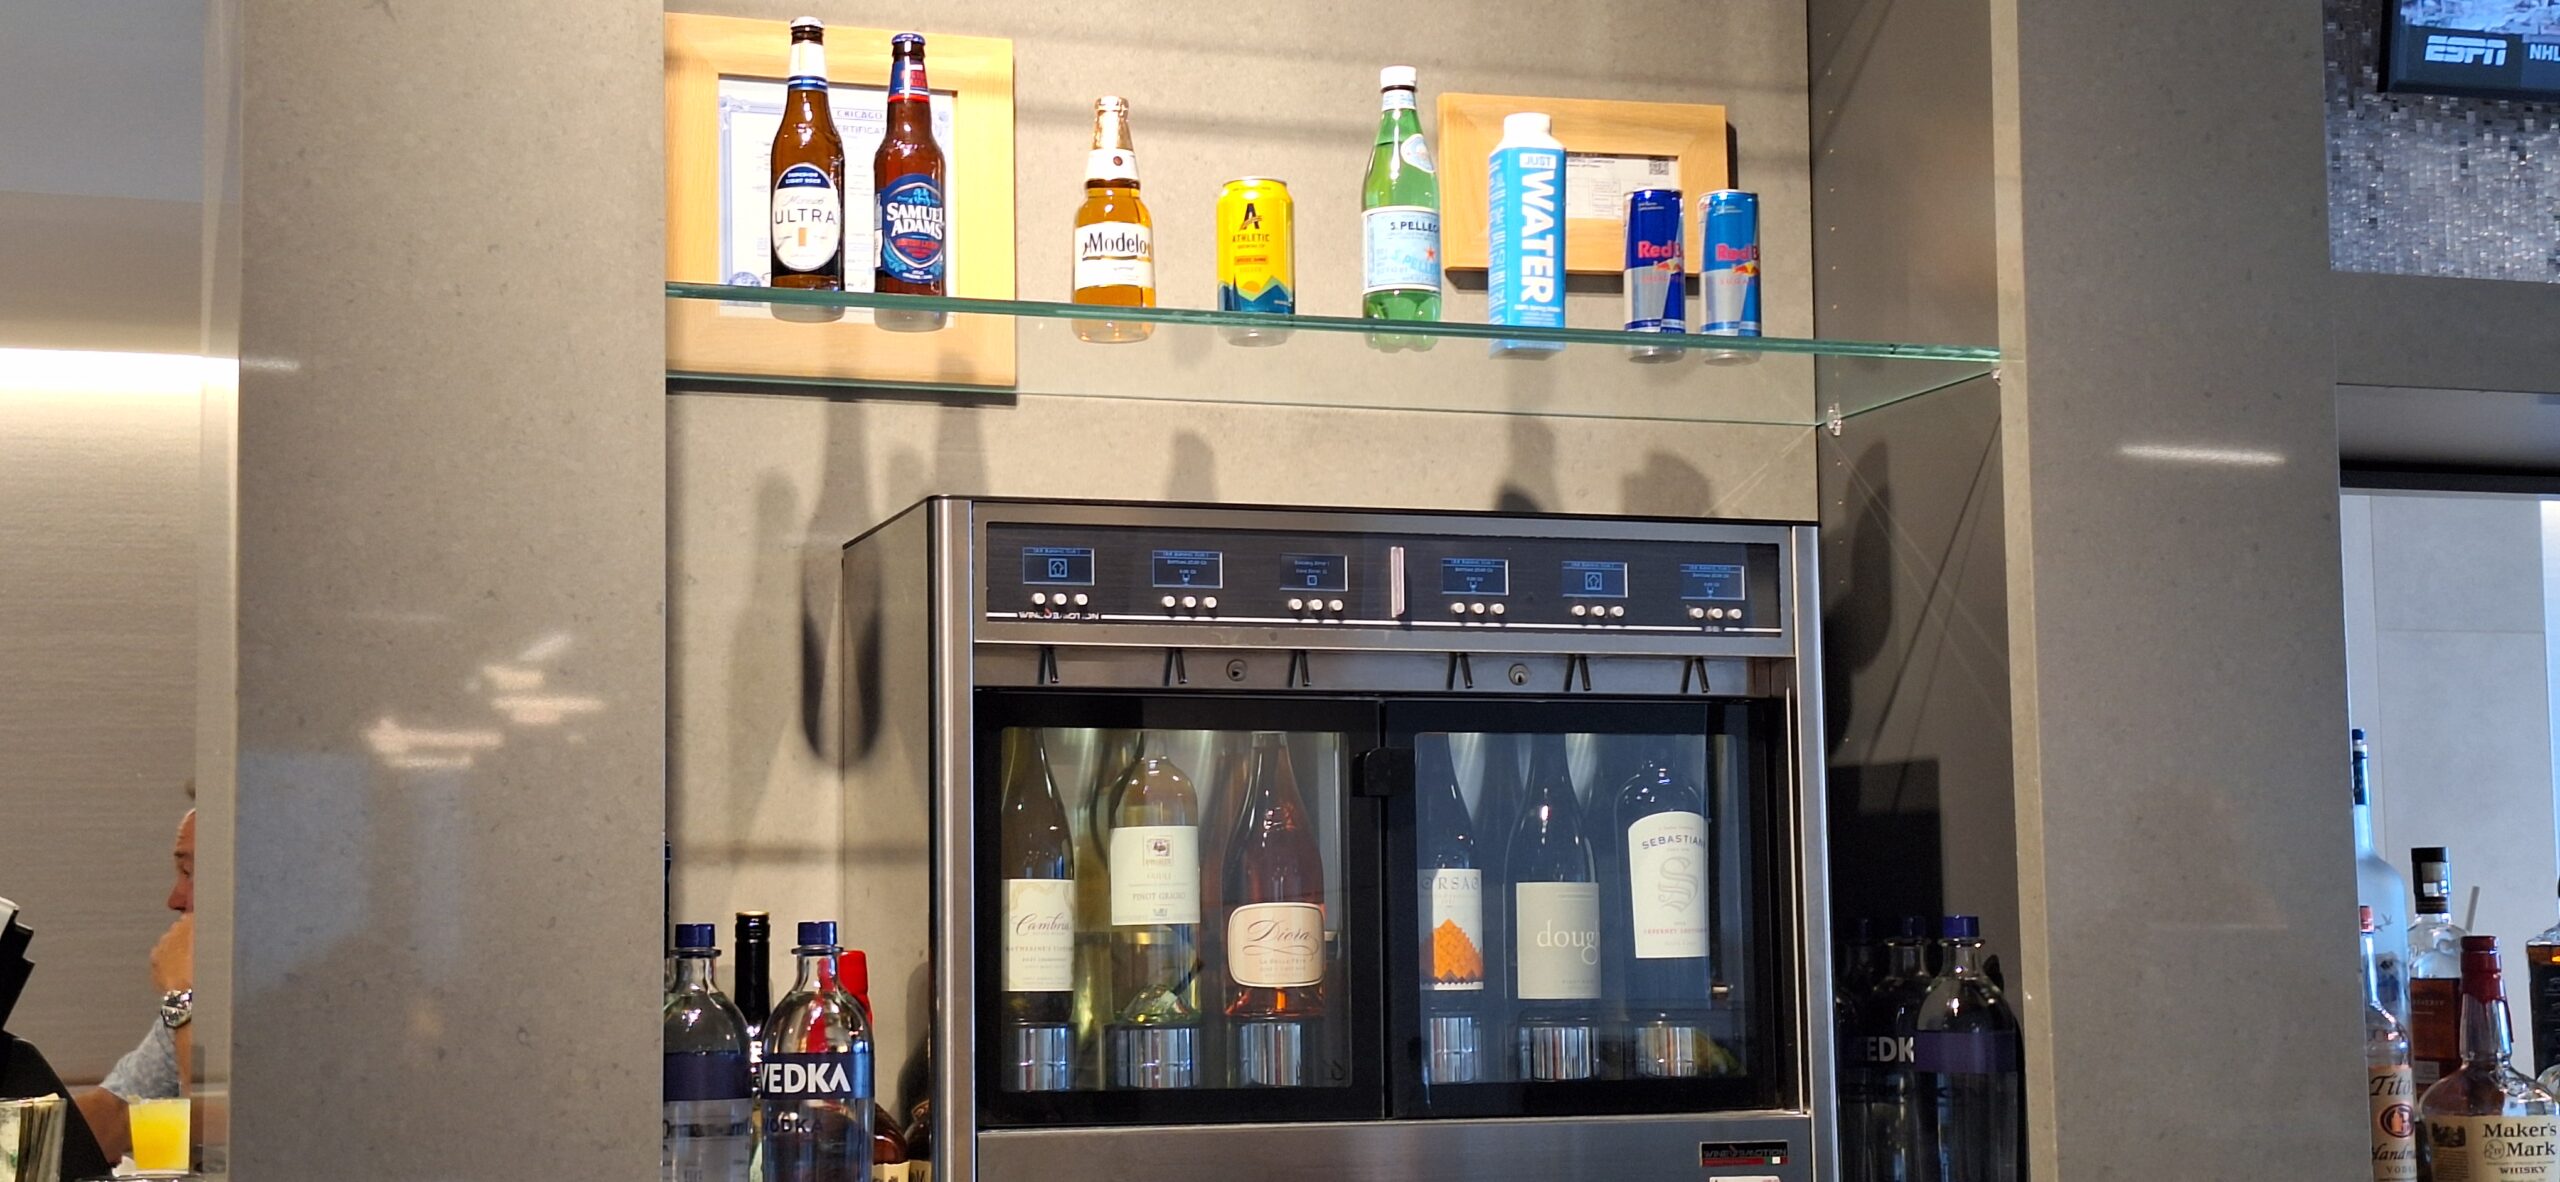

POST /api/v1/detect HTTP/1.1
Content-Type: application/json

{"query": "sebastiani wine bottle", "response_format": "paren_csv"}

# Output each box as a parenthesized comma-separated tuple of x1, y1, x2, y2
(996, 729, 1075, 1091)
(1419, 735, 1486, 1083)
(1611, 738, 1713, 1077)
(1221, 732, 1327, 1086)
(1507, 734, 1600, 1081)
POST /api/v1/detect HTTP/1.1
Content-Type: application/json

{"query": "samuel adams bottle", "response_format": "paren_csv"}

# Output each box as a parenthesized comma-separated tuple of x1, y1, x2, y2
(873, 32, 947, 332)
(768, 18, 845, 323)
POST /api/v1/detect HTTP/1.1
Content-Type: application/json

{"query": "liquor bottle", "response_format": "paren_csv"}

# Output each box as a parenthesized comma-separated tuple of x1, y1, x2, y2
(767, 18, 846, 323)
(1361, 66, 1442, 323)
(1071, 97, 1155, 343)
(2363, 907, 2420, 1182)
(1221, 732, 1327, 1086)
(666, 924, 754, 1182)
(735, 912, 774, 1060)
(995, 729, 1076, 1091)
(1843, 918, 1933, 1182)
(1613, 739, 1713, 1077)
(1420, 735, 1487, 1084)
(1106, 739, 1203, 1088)
(827, 951, 910, 1167)
(2528, 882, 2560, 1083)
(872, 32, 947, 333)
(2417, 936, 2560, 1180)
(2355, 730, 2412, 1026)
(1508, 733, 1601, 1081)
(1906, 916, 2022, 1182)
(759, 921, 872, 1182)
(2409, 847, 2469, 1089)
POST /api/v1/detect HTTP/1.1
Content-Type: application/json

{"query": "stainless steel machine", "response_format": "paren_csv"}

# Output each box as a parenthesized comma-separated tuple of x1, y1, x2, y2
(840, 498, 1836, 1182)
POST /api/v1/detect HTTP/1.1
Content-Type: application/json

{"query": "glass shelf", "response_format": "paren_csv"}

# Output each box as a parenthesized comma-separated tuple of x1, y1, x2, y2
(665, 283, 1999, 427)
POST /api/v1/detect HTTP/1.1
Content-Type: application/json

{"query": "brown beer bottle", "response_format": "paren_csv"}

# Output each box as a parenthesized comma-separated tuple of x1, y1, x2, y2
(767, 17, 845, 323)
(873, 32, 947, 332)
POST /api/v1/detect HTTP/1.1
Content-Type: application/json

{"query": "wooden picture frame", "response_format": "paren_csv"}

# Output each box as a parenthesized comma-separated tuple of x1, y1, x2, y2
(1435, 93, 1728, 276)
(665, 12, 1016, 386)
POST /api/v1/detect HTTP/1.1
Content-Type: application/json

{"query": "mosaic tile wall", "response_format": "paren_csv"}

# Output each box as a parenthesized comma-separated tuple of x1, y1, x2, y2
(2328, 0, 2560, 280)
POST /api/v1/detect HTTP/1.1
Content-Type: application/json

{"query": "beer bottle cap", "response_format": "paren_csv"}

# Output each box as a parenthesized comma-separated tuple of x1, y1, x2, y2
(790, 16, 822, 31)
(892, 32, 925, 49)
(1380, 65, 1418, 90)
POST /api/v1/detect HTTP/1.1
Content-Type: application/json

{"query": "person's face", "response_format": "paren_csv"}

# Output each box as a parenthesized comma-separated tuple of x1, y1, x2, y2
(168, 810, 195, 914)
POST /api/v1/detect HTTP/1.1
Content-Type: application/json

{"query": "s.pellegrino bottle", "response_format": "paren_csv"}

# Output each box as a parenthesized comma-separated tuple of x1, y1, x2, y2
(666, 924, 753, 1182)
(1419, 735, 1485, 1083)
(1507, 733, 1599, 1081)
(997, 729, 1076, 1091)
(2416, 936, 2560, 1181)
(1361, 65, 1441, 324)
(759, 921, 872, 1182)
(1906, 915, 2021, 1182)
(1843, 917, 1933, 1182)
(2363, 907, 2418, 1182)
(1613, 738, 1713, 1077)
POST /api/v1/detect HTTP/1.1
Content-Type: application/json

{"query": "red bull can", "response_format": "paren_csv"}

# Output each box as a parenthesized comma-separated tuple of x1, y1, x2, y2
(1623, 188, 1685, 361)
(1700, 189, 1761, 338)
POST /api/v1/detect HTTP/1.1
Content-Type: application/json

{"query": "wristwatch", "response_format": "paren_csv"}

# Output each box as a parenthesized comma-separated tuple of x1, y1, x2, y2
(159, 988, 193, 1029)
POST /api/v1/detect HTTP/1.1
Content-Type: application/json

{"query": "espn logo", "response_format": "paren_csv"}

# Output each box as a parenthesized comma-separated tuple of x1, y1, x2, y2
(2424, 34, 2508, 66)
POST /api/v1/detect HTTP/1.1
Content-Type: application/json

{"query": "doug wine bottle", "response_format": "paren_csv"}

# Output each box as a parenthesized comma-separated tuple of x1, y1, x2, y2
(1420, 735, 1486, 1083)
(1613, 739, 1713, 1077)
(767, 18, 845, 322)
(1507, 734, 1600, 1081)
(996, 730, 1075, 1091)
(873, 32, 947, 331)
(1221, 732, 1327, 1086)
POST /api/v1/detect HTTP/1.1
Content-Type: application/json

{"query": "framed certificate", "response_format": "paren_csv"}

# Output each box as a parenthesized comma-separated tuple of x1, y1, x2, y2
(1435, 93, 1728, 276)
(666, 13, 1016, 387)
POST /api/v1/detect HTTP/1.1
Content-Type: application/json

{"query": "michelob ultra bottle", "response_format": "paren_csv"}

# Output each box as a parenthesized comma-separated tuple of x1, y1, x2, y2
(768, 17, 845, 323)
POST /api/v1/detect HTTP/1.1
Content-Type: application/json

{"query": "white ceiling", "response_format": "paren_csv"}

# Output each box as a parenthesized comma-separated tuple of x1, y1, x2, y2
(0, 1, 205, 202)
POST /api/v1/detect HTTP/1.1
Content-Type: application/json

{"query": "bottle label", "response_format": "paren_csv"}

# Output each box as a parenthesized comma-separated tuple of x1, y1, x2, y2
(1227, 901, 1323, 988)
(889, 56, 928, 99)
(1400, 132, 1436, 174)
(2423, 1115, 2560, 1181)
(757, 1048, 870, 1101)
(1857, 1031, 1916, 1066)
(1003, 877, 1075, 992)
(1073, 221, 1154, 292)
(1626, 810, 1709, 959)
(664, 1050, 751, 1102)
(1085, 147, 1139, 186)
(2533, 957, 2560, 1077)
(1362, 206, 1442, 296)
(1383, 89, 1417, 112)
(877, 173, 946, 285)
(1428, 868, 1485, 991)
(1514, 881, 1601, 1000)
(2370, 1062, 2418, 1182)
(1109, 824, 1200, 925)
(2411, 977, 2463, 1072)
(771, 162, 842, 273)
(1911, 1030, 2019, 1075)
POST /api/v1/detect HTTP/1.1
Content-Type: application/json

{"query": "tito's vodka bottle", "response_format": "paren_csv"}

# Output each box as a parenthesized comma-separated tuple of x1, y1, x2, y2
(1221, 733, 1328, 1086)
(2363, 907, 2419, 1182)
(666, 924, 754, 1182)
(1508, 734, 1600, 1081)
(2409, 847, 2470, 1090)
(759, 922, 873, 1182)
(1613, 740, 1713, 1077)
(2416, 936, 2560, 1180)
(1420, 735, 1487, 1083)
(1107, 739, 1203, 1088)
(996, 729, 1076, 1091)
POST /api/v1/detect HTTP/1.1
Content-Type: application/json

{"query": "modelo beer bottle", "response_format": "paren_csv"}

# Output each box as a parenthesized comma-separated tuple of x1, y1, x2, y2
(768, 17, 845, 323)
(873, 31, 947, 332)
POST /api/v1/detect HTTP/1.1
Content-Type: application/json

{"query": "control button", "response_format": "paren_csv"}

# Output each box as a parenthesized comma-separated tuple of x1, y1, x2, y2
(1073, 593, 1089, 607)
(1688, 606, 1706, 620)
(1180, 595, 1198, 610)
(1708, 608, 1727, 620)
(1469, 602, 1487, 615)
(1288, 598, 1305, 612)
(1573, 604, 1589, 617)
(1326, 599, 1344, 613)
(1451, 602, 1468, 616)
(1201, 596, 1218, 610)
(1608, 605, 1625, 619)
(1490, 603, 1506, 616)
(1032, 592, 1048, 606)
(1161, 595, 1178, 609)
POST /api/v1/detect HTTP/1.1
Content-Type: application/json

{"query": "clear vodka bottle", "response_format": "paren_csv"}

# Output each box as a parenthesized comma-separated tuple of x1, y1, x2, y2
(666, 924, 754, 1182)
(759, 921, 873, 1182)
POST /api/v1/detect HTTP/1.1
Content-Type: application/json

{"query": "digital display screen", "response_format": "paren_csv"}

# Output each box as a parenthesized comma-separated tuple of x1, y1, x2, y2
(1441, 557, 1509, 596)
(1280, 553, 1348, 592)
(1560, 560, 1629, 599)
(1022, 546, 1096, 586)
(1679, 562, 1747, 601)
(1150, 549, 1224, 589)
(2386, 3, 2560, 101)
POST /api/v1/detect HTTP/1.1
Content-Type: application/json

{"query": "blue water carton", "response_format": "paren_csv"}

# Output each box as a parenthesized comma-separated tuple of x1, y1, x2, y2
(1486, 112, 1565, 358)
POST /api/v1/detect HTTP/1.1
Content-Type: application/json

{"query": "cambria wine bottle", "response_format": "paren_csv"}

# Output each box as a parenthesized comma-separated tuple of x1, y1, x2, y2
(1507, 733, 1600, 1081)
(1419, 735, 1486, 1084)
(1612, 737, 1714, 1077)
(1105, 736, 1202, 1088)
(996, 729, 1075, 1091)
(1221, 732, 1327, 1086)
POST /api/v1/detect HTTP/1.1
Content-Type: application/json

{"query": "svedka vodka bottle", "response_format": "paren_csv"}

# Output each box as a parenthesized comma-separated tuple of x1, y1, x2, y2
(666, 924, 753, 1182)
(1907, 916, 2021, 1182)
(760, 921, 872, 1182)
(1843, 917, 1933, 1182)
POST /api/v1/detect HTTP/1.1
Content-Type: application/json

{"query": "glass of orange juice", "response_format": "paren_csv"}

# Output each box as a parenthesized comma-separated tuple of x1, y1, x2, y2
(127, 1096, 189, 1174)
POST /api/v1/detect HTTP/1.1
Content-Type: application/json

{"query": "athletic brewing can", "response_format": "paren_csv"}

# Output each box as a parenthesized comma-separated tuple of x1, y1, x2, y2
(1623, 187, 1685, 361)
(1700, 189, 1761, 338)
(1216, 178, 1296, 316)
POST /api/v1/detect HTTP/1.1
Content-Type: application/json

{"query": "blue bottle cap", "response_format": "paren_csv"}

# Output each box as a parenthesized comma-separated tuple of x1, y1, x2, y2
(797, 920, 838, 947)
(1941, 915, 1980, 940)
(892, 32, 924, 48)
(1899, 916, 1931, 939)
(2351, 727, 2365, 741)
(674, 923, 716, 950)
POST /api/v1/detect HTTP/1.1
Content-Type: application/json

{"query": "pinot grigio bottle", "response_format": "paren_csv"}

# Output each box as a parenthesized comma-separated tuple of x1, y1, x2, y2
(760, 922, 872, 1182)
(767, 17, 845, 322)
(1507, 734, 1599, 1081)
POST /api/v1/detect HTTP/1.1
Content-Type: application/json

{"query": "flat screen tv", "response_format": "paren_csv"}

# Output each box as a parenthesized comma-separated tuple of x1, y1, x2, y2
(2387, 0, 2560, 99)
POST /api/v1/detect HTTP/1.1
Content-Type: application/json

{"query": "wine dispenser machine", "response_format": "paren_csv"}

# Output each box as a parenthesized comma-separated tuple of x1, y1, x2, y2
(841, 498, 1837, 1182)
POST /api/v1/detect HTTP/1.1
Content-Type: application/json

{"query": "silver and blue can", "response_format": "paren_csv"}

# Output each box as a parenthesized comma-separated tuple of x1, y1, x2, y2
(1623, 188, 1685, 361)
(1700, 189, 1761, 338)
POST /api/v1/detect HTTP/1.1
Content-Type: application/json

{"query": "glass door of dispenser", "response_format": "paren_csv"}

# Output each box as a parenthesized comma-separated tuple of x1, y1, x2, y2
(1385, 699, 1799, 1119)
(973, 693, 1383, 1128)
